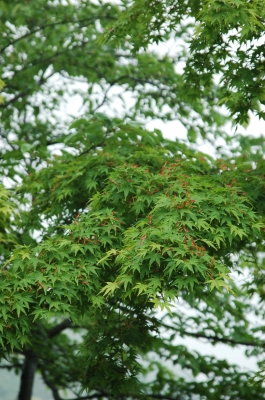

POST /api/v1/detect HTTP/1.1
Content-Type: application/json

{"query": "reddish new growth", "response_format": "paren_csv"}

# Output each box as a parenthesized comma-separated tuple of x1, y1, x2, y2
(140, 235, 147, 245)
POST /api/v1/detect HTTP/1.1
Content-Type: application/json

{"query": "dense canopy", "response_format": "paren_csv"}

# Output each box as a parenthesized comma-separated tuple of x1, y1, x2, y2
(1, 1, 265, 399)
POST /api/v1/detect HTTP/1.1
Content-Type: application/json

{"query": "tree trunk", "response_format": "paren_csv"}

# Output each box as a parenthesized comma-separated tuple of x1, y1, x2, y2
(18, 351, 38, 400)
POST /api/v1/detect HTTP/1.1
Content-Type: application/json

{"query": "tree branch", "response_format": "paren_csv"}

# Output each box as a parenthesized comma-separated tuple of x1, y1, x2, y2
(0, 363, 22, 369)
(40, 367, 62, 400)
(157, 320, 265, 348)
(47, 319, 72, 338)
(179, 330, 265, 348)
(78, 141, 106, 157)
(0, 69, 56, 109)
(18, 350, 38, 400)
(0, 17, 99, 54)
(57, 391, 182, 400)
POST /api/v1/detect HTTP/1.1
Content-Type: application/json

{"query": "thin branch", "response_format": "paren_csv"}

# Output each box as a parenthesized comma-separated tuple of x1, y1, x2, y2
(179, 330, 265, 348)
(0, 69, 56, 109)
(1, 41, 103, 108)
(40, 367, 62, 400)
(0, 91, 28, 108)
(158, 320, 265, 348)
(63, 394, 109, 400)
(0, 17, 98, 54)
(78, 141, 106, 157)
(2, 49, 67, 87)
(131, 394, 182, 400)
(64, 392, 182, 400)
(92, 85, 114, 113)
(0, 363, 22, 369)
(40, 362, 109, 400)
(59, 72, 88, 84)
(115, 308, 264, 350)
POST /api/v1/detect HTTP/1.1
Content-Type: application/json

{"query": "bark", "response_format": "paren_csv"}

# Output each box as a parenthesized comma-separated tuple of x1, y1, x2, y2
(18, 351, 38, 400)
(17, 320, 72, 400)
(47, 319, 72, 338)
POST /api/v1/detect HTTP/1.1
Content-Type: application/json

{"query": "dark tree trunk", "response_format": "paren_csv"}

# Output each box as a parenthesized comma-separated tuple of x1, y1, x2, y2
(17, 320, 70, 400)
(18, 351, 38, 400)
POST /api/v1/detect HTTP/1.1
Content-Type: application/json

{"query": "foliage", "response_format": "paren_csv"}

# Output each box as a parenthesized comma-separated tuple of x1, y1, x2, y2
(104, 0, 265, 125)
(1, 1, 265, 400)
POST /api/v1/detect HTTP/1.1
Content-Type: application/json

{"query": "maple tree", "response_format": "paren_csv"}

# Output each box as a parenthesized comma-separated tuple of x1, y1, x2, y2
(1, 1, 265, 399)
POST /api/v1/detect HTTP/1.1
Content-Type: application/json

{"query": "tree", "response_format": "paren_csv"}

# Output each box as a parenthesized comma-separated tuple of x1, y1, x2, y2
(1, 0, 265, 399)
